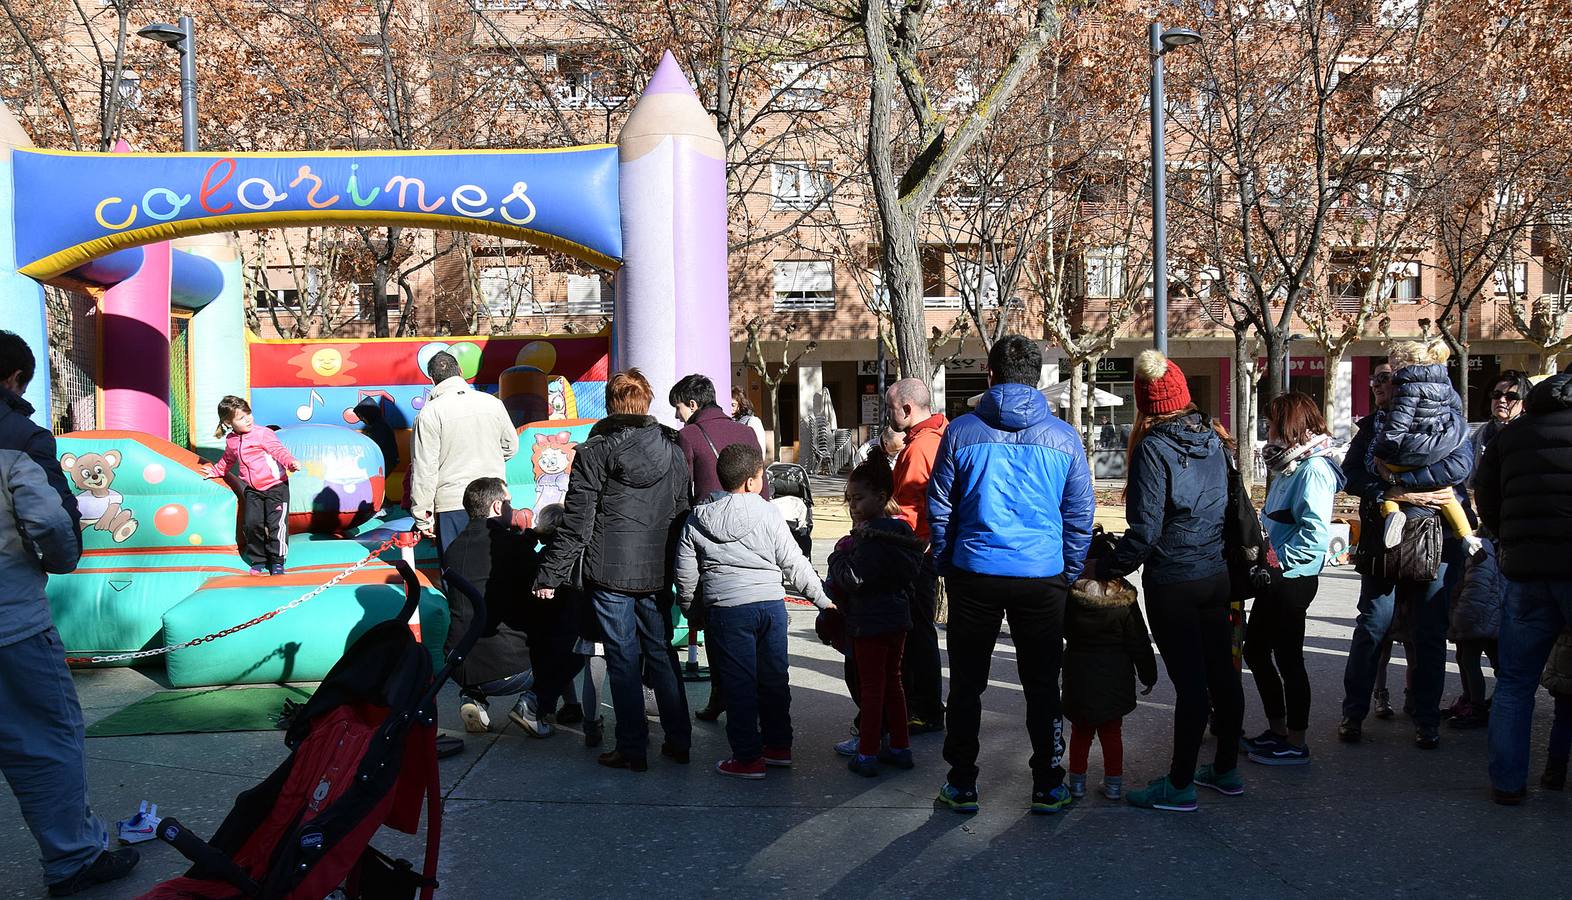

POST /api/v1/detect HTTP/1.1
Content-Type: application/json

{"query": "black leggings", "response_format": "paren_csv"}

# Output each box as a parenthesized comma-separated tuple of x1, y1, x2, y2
(1455, 638, 1499, 707)
(1244, 574, 1318, 733)
(1145, 571, 1242, 787)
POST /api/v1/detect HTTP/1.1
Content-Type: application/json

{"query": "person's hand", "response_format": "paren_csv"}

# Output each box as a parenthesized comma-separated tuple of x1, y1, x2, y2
(201, 464, 215, 479)
(1391, 487, 1454, 509)
(822, 602, 838, 613)
(534, 586, 556, 600)
(288, 462, 302, 473)
(415, 515, 435, 538)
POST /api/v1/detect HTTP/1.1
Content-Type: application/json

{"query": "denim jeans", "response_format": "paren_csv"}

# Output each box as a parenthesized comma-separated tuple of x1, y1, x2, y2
(593, 589, 691, 759)
(706, 601, 792, 763)
(0, 628, 109, 883)
(1487, 578, 1572, 791)
(1342, 540, 1463, 729)
(464, 670, 533, 703)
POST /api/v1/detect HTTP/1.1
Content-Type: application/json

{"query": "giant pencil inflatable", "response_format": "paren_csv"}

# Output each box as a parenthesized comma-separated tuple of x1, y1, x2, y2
(0, 53, 719, 685)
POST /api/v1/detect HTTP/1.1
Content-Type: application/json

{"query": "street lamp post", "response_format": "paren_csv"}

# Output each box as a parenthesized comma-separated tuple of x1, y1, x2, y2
(137, 15, 197, 152)
(1149, 23, 1201, 357)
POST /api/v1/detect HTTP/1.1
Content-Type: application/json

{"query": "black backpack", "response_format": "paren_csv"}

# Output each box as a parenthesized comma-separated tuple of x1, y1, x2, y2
(1223, 449, 1279, 599)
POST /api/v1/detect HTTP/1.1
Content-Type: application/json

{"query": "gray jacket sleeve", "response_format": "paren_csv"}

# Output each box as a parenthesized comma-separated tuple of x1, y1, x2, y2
(6, 452, 81, 574)
(773, 515, 829, 609)
(675, 523, 699, 611)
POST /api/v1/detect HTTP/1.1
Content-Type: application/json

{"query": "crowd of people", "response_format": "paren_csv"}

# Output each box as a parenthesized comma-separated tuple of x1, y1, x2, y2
(3, 325, 1572, 893)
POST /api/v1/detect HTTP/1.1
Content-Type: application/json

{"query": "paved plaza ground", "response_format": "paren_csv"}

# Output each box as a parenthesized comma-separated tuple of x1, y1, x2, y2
(1, 535, 1566, 898)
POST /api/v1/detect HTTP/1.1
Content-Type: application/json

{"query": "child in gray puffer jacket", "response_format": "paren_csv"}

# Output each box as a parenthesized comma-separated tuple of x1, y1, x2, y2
(675, 444, 830, 779)
(1447, 538, 1503, 729)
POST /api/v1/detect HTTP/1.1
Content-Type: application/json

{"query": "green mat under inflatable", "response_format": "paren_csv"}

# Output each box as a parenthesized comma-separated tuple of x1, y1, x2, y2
(86, 685, 313, 737)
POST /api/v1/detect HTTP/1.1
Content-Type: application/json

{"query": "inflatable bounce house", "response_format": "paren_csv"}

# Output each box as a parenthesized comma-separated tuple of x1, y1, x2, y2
(0, 53, 729, 686)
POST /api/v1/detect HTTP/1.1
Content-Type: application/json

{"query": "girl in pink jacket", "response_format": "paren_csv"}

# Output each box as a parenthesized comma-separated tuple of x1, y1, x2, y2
(204, 396, 300, 575)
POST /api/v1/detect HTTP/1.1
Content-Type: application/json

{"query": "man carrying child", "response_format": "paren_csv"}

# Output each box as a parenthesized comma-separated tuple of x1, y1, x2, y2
(676, 444, 833, 778)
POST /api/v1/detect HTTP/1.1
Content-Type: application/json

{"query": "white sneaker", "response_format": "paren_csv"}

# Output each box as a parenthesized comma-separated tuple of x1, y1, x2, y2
(509, 692, 554, 738)
(1383, 510, 1407, 548)
(459, 696, 491, 733)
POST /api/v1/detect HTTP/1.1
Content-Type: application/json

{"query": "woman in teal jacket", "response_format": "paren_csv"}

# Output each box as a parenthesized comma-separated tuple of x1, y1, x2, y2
(1243, 393, 1345, 766)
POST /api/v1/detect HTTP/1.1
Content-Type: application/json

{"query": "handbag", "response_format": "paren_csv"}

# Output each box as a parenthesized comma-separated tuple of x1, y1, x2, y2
(1380, 510, 1444, 583)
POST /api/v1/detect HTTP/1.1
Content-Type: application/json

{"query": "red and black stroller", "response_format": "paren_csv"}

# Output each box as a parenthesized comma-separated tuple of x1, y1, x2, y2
(138, 561, 486, 900)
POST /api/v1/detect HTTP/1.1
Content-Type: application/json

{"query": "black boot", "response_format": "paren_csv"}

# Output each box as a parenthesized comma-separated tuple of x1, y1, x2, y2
(1543, 757, 1568, 791)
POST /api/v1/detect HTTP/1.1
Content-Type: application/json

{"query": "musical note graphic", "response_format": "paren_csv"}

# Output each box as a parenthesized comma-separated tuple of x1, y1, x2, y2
(295, 389, 325, 421)
(411, 389, 430, 411)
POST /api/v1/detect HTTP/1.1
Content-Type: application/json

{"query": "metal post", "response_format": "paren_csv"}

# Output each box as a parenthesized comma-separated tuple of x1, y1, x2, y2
(1150, 21, 1168, 357)
(178, 15, 197, 152)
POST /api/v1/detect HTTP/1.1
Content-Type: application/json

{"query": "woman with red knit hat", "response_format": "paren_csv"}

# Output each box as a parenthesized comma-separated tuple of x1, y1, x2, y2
(1097, 349, 1244, 811)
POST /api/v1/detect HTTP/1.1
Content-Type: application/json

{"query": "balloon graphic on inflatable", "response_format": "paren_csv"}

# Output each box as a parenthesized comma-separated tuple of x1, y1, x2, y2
(515, 340, 557, 373)
(154, 503, 189, 536)
(416, 341, 450, 374)
(449, 341, 483, 379)
(275, 425, 386, 534)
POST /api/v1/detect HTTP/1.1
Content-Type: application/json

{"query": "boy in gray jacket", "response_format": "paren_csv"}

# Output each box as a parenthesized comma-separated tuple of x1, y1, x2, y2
(676, 443, 831, 779)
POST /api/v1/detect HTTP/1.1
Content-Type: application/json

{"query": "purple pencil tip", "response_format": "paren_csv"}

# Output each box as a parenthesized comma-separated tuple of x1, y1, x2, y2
(643, 50, 695, 97)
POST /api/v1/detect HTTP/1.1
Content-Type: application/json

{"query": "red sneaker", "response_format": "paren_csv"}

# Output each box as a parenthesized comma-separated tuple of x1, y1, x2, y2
(715, 757, 766, 779)
(762, 746, 793, 767)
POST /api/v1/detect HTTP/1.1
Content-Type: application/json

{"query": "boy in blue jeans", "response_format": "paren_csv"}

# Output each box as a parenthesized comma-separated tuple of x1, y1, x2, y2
(676, 443, 832, 778)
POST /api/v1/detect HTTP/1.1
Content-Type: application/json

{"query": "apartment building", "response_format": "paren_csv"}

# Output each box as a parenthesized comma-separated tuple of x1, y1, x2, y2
(11, 0, 1569, 452)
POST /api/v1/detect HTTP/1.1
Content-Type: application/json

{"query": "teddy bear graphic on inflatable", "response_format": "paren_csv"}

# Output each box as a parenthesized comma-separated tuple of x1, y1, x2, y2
(59, 450, 139, 543)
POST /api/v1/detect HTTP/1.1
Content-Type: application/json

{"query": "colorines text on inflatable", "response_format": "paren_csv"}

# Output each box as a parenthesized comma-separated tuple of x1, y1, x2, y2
(12, 147, 622, 279)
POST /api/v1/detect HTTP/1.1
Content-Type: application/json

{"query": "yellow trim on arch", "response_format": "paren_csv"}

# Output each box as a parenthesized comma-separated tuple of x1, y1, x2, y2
(16, 144, 616, 159)
(18, 210, 623, 280)
(243, 324, 614, 346)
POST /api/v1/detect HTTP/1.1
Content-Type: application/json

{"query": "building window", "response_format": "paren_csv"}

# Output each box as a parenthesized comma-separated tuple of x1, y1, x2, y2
(771, 161, 829, 209)
(1494, 262, 1527, 296)
(956, 263, 1000, 308)
(477, 266, 533, 317)
(771, 62, 827, 110)
(1388, 261, 1421, 302)
(773, 260, 834, 311)
(103, 69, 140, 114)
(253, 287, 300, 310)
(1084, 249, 1126, 298)
(565, 274, 611, 314)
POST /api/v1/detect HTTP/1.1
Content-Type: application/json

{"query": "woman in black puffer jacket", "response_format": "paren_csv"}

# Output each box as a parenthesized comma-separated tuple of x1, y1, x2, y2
(1099, 350, 1243, 812)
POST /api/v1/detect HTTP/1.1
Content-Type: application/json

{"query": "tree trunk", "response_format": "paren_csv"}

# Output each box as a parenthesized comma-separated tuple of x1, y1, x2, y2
(372, 258, 391, 338)
(1068, 356, 1087, 452)
(1321, 347, 1344, 428)
(882, 210, 929, 379)
(1261, 331, 1285, 407)
(767, 381, 783, 462)
(1456, 312, 1470, 420)
(1234, 329, 1257, 488)
(1544, 351, 1561, 376)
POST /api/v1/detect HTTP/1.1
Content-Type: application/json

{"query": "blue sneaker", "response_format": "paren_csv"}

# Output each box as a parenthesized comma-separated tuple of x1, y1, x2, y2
(1193, 764, 1245, 795)
(935, 782, 979, 813)
(849, 754, 880, 777)
(268, 563, 285, 576)
(878, 746, 914, 770)
(1030, 784, 1074, 814)
(1126, 775, 1198, 812)
(833, 735, 859, 757)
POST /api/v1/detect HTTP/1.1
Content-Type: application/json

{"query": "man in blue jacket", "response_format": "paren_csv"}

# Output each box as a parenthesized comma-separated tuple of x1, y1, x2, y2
(1338, 360, 1472, 750)
(927, 334, 1094, 815)
(0, 331, 138, 896)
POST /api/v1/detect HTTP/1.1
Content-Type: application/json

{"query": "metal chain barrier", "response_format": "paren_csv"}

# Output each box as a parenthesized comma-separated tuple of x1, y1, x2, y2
(64, 535, 409, 666)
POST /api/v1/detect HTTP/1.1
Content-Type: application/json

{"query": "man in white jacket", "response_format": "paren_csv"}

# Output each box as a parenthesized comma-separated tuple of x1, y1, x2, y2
(410, 351, 519, 560)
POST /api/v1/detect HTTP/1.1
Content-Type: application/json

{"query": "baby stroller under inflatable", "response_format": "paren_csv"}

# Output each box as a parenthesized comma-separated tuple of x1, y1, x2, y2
(137, 562, 485, 900)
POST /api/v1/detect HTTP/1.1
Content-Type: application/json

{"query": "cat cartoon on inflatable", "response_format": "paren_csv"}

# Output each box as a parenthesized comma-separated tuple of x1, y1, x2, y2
(59, 450, 139, 542)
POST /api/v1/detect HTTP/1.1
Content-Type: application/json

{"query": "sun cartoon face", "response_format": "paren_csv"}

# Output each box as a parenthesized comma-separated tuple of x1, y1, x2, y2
(286, 344, 358, 386)
(311, 348, 344, 378)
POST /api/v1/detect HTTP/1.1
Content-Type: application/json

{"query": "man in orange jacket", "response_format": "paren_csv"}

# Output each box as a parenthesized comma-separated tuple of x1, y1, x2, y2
(886, 377, 948, 732)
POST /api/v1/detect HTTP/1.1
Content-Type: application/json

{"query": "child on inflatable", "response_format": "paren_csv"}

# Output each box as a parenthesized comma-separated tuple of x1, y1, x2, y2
(203, 395, 299, 576)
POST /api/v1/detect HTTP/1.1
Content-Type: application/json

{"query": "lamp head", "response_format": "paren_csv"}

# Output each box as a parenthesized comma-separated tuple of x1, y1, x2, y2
(137, 22, 186, 46)
(1160, 28, 1203, 51)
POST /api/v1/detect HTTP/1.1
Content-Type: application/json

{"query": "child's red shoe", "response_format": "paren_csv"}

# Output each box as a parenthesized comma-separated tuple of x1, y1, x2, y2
(762, 746, 793, 767)
(715, 757, 766, 779)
